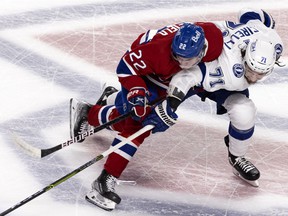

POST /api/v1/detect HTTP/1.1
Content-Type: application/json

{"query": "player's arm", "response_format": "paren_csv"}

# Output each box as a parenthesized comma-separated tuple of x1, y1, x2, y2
(238, 8, 275, 29)
(116, 47, 153, 120)
(167, 66, 203, 110)
(142, 66, 203, 133)
(238, 9, 284, 65)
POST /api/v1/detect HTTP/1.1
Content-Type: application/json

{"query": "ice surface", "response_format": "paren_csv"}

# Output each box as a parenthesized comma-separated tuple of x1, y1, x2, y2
(1, 1, 288, 215)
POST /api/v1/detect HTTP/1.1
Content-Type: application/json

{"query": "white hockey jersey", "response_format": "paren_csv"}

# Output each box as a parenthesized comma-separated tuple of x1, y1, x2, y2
(168, 19, 283, 96)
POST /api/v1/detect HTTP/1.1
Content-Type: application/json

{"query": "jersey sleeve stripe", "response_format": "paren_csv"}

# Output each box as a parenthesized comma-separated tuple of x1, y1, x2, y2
(140, 29, 158, 44)
(116, 58, 137, 77)
(146, 75, 169, 89)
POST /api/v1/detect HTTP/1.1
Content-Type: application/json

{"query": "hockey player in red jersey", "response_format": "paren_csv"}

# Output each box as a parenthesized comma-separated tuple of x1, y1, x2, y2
(70, 22, 223, 210)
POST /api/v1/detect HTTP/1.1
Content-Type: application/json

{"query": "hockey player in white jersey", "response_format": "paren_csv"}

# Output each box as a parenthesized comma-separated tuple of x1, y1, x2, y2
(144, 8, 284, 187)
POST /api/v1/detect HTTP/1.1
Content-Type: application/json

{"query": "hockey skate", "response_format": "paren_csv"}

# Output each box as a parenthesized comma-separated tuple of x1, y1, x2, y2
(224, 135, 260, 187)
(96, 85, 118, 106)
(70, 98, 93, 143)
(85, 169, 121, 211)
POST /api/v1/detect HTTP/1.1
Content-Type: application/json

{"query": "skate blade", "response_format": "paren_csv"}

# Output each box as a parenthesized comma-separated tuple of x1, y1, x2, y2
(232, 168, 259, 187)
(85, 190, 116, 211)
(116, 180, 137, 186)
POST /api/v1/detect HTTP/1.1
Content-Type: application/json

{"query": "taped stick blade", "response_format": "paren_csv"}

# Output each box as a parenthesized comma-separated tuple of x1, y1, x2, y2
(10, 131, 41, 158)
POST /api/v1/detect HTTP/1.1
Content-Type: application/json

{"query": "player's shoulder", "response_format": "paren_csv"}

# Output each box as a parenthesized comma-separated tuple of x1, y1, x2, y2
(238, 8, 275, 29)
(195, 22, 221, 34)
(195, 22, 223, 62)
(195, 22, 223, 44)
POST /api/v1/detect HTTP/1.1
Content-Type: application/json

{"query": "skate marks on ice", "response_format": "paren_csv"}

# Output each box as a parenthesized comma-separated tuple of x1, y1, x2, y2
(36, 2, 288, 206)
(76, 107, 288, 215)
(1, 1, 288, 216)
(1, 120, 288, 216)
(115, 113, 288, 215)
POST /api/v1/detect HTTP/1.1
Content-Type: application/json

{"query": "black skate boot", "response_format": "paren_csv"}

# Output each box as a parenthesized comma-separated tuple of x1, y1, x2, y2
(96, 86, 118, 106)
(85, 169, 121, 211)
(224, 135, 260, 187)
(70, 98, 93, 142)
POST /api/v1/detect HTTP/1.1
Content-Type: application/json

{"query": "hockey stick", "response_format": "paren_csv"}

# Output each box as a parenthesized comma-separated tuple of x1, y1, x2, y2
(0, 124, 154, 216)
(12, 96, 164, 158)
(12, 111, 131, 158)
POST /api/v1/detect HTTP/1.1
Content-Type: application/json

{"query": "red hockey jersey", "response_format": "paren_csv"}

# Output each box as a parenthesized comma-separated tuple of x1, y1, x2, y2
(116, 22, 223, 92)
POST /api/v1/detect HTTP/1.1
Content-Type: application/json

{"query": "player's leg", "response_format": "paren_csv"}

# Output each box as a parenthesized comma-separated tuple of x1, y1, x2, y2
(222, 93, 260, 187)
(95, 85, 118, 106)
(86, 84, 159, 210)
(70, 98, 93, 142)
(70, 85, 119, 142)
(88, 87, 126, 132)
(86, 117, 151, 210)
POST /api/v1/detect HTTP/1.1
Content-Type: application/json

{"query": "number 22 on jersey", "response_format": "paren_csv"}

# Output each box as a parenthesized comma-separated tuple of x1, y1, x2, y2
(129, 50, 147, 70)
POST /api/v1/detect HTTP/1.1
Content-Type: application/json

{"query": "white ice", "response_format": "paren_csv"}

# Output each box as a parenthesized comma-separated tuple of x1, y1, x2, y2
(1, 1, 288, 216)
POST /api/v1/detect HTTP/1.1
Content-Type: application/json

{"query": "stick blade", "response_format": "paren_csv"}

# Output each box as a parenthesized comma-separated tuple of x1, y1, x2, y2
(10, 131, 41, 158)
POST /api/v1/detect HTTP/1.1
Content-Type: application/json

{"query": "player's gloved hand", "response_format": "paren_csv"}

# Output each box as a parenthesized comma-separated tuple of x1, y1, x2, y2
(142, 100, 178, 133)
(127, 87, 148, 121)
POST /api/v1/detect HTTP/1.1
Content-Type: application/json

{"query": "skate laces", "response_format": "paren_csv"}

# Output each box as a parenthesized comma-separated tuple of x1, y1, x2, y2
(105, 175, 117, 192)
(234, 157, 255, 173)
(77, 103, 91, 134)
(79, 120, 90, 134)
(102, 175, 136, 192)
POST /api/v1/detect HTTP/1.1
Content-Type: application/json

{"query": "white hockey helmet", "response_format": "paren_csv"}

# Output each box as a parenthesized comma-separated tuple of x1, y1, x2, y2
(244, 39, 276, 74)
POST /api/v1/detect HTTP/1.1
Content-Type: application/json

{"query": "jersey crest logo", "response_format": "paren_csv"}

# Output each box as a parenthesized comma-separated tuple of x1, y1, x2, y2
(233, 64, 244, 78)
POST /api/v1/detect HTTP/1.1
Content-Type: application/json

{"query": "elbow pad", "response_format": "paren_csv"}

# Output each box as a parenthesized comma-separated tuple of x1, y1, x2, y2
(167, 85, 185, 111)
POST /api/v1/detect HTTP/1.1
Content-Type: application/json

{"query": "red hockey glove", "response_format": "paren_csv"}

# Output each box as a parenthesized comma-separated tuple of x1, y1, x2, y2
(127, 87, 148, 121)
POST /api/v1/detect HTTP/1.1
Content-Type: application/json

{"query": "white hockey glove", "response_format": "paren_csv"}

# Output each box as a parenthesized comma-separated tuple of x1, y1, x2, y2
(142, 100, 178, 133)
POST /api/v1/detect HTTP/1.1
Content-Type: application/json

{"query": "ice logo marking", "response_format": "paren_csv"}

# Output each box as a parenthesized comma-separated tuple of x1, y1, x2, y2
(233, 63, 244, 78)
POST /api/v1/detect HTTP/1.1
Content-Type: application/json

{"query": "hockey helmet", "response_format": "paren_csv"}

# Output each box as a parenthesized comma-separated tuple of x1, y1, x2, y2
(172, 23, 205, 59)
(244, 39, 276, 74)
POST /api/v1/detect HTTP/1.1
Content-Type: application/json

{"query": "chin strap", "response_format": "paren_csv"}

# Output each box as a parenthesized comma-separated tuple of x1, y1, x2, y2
(275, 59, 286, 67)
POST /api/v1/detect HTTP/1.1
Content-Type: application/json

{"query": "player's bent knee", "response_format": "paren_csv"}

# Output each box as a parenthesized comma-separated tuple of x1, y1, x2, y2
(224, 94, 257, 130)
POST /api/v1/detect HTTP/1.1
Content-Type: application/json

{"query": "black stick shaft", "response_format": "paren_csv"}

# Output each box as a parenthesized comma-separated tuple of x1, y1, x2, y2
(40, 96, 164, 157)
(0, 124, 153, 215)
(41, 111, 131, 157)
(0, 154, 103, 216)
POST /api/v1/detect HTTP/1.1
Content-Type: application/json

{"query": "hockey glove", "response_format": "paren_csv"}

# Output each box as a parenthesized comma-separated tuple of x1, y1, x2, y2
(142, 100, 178, 133)
(127, 87, 148, 121)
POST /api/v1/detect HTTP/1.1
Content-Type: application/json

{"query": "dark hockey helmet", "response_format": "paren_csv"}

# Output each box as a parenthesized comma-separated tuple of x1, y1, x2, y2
(172, 22, 205, 58)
